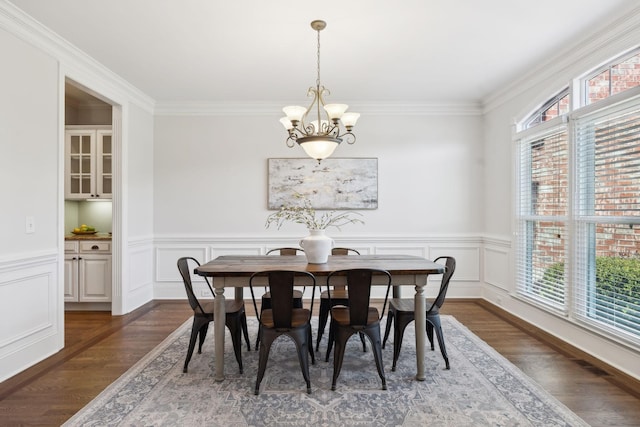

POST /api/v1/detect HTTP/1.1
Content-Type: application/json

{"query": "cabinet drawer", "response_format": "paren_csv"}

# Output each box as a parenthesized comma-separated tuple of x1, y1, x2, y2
(79, 241, 111, 253)
(65, 241, 79, 253)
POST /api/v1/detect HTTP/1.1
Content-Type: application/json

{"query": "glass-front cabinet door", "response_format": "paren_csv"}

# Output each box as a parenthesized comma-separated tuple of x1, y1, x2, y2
(65, 126, 112, 200)
(97, 130, 112, 197)
(65, 129, 95, 199)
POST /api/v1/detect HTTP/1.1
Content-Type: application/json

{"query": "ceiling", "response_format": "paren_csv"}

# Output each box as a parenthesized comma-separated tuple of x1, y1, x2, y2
(10, 0, 638, 107)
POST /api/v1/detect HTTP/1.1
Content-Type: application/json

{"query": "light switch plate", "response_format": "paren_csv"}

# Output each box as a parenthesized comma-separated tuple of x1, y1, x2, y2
(25, 216, 35, 234)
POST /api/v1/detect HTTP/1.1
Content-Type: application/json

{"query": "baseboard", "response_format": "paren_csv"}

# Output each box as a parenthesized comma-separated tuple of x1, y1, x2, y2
(476, 299, 640, 399)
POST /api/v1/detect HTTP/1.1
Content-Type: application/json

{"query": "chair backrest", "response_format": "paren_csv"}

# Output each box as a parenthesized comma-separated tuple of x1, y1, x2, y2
(332, 247, 360, 255)
(177, 257, 214, 315)
(249, 270, 316, 328)
(266, 247, 304, 256)
(326, 268, 392, 325)
(330, 248, 360, 291)
(430, 256, 456, 311)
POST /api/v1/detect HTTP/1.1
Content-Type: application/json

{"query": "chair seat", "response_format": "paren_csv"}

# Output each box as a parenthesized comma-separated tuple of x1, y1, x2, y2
(199, 299, 245, 315)
(331, 306, 380, 326)
(320, 289, 348, 299)
(389, 298, 436, 314)
(263, 289, 303, 299)
(260, 308, 310, 329)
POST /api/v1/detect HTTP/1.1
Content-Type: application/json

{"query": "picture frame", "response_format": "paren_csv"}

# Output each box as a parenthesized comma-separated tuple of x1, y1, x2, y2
(268, 158, 378, 210)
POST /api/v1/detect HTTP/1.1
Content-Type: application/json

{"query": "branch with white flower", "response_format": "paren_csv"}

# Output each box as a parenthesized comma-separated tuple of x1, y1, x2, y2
(266, 193, 364, 230)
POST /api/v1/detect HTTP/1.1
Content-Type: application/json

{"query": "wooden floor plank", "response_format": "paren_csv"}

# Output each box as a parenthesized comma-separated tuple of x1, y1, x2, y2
(0, 300, 638, 426)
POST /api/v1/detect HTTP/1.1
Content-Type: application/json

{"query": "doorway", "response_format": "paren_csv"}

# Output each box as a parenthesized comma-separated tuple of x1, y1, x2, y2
(63, 79, 119, 313)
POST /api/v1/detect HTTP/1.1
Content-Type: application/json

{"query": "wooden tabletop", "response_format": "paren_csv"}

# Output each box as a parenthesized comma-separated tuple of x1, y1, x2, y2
(195, 254, 444, 277)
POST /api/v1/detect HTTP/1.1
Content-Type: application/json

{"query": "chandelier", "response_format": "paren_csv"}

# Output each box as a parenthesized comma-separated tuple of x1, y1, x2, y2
(280, 20, 360, 162)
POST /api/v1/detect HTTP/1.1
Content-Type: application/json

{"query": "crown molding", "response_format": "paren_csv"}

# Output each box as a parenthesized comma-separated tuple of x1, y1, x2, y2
(154, 101, 483, 117)
(483, 4, 640, 114)
(0, 0, 155, 113)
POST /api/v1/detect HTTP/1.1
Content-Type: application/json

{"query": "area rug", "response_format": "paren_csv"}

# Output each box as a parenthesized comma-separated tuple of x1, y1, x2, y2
(64, 316, 589, 426)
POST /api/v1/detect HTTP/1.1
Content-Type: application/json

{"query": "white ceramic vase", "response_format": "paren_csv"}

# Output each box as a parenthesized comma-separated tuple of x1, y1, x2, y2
(299, 229, 334, 264)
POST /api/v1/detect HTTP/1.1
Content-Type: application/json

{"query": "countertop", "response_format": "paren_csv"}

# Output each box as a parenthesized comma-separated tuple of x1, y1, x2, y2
(65, 232, 112, 241)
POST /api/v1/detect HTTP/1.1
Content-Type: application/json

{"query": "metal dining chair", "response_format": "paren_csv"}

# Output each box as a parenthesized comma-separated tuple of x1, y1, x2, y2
(315, 247, 367, 352)
(254, 247, 306, 349)
(249, 269, 317, 395)
(177, 257, 251, 374)
(382, 256, 456, 370)
(324, 268, 392, 391)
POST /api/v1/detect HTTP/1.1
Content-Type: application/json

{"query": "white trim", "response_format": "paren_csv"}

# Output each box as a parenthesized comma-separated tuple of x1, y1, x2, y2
(154, 101, 483, 117)
(0, 0, 154, 113)
(0, 251, 58, 270)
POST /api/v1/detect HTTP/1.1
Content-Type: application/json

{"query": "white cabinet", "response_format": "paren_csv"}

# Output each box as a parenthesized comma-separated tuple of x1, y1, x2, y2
(64, 240, 112, 303)
(65, 126, 112, 200)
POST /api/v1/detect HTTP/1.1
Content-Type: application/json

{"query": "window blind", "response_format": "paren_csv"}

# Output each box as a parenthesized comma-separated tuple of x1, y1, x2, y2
(573, 99, 640, 341)
(516, 126, 568, 309)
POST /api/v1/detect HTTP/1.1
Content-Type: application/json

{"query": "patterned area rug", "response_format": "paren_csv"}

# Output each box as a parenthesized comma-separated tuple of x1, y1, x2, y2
(64, 316, 589, 426)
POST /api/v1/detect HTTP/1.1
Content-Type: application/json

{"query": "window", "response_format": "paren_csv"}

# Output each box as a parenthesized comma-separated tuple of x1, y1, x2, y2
(517, 126, 568, 311)
(523, 90, 570, 129)
(585, 50, 640, 105)
(574, 100, 640, 339)
(516, 48, 640, 347)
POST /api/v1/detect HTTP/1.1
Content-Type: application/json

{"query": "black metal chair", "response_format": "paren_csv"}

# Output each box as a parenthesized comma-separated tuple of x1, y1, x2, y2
(249, 270, 317, 395)
(382, 256, 456, 371)
(254, 247, 305, 349)
(315, 247, 367, 352)
(177, 257, 250, 374)
(324, 268, 392, 391)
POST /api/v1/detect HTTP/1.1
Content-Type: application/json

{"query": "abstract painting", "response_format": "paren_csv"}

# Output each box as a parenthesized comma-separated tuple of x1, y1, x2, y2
(268, 158, 378, 209)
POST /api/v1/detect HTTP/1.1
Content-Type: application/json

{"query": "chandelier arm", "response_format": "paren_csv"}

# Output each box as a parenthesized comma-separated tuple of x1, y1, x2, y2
(301, 87, 319, 135)
(327, 123, 340, 137)
(341, 132, 356, 145)
(285, 132, 298, 148)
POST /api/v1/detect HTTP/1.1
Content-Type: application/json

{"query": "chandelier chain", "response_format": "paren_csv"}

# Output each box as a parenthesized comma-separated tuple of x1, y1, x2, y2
(316, 27, 321, 88)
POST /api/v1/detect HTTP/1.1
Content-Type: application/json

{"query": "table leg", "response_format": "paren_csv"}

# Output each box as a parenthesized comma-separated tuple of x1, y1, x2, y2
(213, 279, 226, 382)
(414, 274, 427, 381)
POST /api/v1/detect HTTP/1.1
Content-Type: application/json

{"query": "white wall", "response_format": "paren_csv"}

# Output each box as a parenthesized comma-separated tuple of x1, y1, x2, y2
(0, 26, 62, 382)
(153, 113, 484, 236)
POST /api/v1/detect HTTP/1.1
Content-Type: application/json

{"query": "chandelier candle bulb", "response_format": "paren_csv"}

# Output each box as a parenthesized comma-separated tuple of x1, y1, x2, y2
(282, 106, 307, 123)
(279, 117, 293, 130)
(341, 112, 360, 129)
(324, 103, 349, 120)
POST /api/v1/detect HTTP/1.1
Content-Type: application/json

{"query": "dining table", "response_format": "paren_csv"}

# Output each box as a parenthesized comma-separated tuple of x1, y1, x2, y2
(195, 254, 445, 382)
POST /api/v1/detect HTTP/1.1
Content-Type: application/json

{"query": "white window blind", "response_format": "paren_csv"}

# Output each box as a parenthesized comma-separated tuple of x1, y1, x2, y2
(574, 99, 640, 341)
(516, 126, 568, 309)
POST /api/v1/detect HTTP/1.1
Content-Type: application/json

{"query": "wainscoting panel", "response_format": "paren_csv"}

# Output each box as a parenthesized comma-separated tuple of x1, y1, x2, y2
(210, 245, 262, 258)
(126, 240, 155, 312)
(484, 243, 511, 291)
(429, 245, 480, 282)
(0, 253, 61, 382)
(155, 246, 208, 282)
(374, 245, 427, 257)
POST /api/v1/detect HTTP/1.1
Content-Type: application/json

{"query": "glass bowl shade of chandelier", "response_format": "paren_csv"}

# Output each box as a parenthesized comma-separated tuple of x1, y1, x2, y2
(280, 20, 360, 162)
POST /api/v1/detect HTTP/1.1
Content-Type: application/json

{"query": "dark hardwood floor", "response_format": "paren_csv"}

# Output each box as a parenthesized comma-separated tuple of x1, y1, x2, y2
(0, 300, 638, 426)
